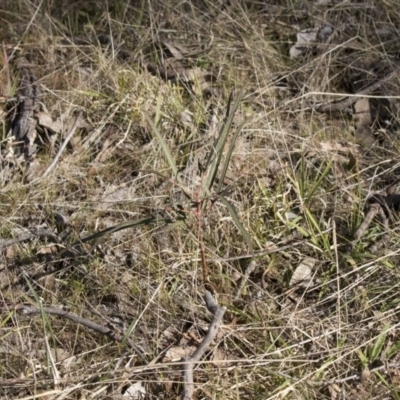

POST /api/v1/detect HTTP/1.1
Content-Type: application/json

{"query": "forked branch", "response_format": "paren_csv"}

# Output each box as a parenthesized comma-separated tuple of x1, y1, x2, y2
(181, 291, 227, 400)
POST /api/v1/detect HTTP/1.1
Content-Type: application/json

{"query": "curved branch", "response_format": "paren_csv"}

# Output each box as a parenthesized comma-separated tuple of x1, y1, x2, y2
(181, 292, 226, 400)
(1, 303, 145, 358)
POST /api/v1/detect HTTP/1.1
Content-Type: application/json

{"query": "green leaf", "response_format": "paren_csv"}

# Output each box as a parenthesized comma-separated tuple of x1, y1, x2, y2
(356, 348, 368, 366)
(202, 89, 245, 194)
(216, 119, 246, 193)
(77, 90, 103, 98)
(218, 195, 254, 255)
(370, 322, 391, 361)
(72, 216, 165, 250)
(144, 114, 181, 183)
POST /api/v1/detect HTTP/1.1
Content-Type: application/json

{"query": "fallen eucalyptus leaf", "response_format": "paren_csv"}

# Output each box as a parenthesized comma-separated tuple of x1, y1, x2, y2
(289, 257, 316, 287)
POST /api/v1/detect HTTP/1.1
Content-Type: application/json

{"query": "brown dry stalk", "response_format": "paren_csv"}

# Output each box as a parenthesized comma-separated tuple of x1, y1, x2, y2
(0, 228, 58, 251)
(354, 203, 381, 241)
(369, 206, 390, 253)
(181, 292, 226, 400)
(354, 197, 394, 253)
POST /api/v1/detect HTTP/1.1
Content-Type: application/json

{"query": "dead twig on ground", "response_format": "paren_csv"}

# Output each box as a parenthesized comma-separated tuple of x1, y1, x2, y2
(353, 185, 400, 252)
(0, 303, 146, 358)
(318, 66, 400, 113)
(181, 291, 226, 400)
(0, 228, 58, 251)
(354, 203, 382, 242)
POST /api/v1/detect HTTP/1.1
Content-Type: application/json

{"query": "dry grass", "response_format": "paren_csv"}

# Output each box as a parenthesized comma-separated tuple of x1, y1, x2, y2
(1, 0, 400, 399)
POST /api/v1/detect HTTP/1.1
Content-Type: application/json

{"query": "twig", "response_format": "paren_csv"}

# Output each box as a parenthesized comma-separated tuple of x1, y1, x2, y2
(369, 206, 390, 253)
(318, 67, 400, 113)
(40, 111, 83, 179)
(0, 303, 145, 358)
(308, 361, 400, 385)
(353, 203, 381, 241)
(181, 291, 226, 400)
(0, 228, 58, 251)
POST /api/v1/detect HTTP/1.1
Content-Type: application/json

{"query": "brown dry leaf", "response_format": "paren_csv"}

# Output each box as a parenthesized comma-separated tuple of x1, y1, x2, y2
(0, 44, 12, 97)
(290, 29, 317, 59)
(5, 245, 17, 259)
(211, 347, 228, 367)
(264, 241, 279, 251)
(179, 110, 196, 131)
(96, 184, 137, 211)
(182, 67, 213, 96)
(231, 270, 241, 282)
(360, 366, 371, 383)
(289, 24, 334, 59)
(318, 140, 356, 153)
(38, 111, 91, 142)
(25, 158, 43, 182)
(163, 345, 196, 362)
(328, 383, 340, 399)
(94, 137, 115, 162)
(391, 368, 400, 384)
(105, 270, 137, 315)
(37, 111, 64, 133)
(122, 381, 147, 399)
(37, 244, 59, 255)
(0, 106, 6, 123)
(159, 326, 180, 342)
(162, 39, 187, 60)
(346, 151, 357, 171)
(289, 257, 316, 287)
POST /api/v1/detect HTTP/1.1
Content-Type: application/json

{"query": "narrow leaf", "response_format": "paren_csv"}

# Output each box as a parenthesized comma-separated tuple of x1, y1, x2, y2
(219, 195, 254, 255)
(306, 160, 332, 203)
(203, 89, 245, 194)
(73, 216, 164, 249)
(216, 119, 246, 193)
(370, 322, 390, 361)
(144, 114, 181, 182)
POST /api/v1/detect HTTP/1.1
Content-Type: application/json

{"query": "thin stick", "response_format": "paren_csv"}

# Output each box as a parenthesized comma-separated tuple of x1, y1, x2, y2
(1, 303, 145, 358)
(369, 206, 390, 253)
(353, 203, 381, 241)
(0, 228, 58, 251)
(181, 291, 226, 400)
(318, 67, 400, 113)
(40, 111, 82, 179)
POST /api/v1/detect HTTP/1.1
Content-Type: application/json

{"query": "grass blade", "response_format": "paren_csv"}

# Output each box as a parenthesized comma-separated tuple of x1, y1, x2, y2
(218, 195, 254, 255)
(306, 160, 332, 203)
(73, 216, 166, 249)
(370, 322, 390, 361)
(144, 114, 180, 182)
(216, 119, 246, 193)
(202, 88, 245, 194)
